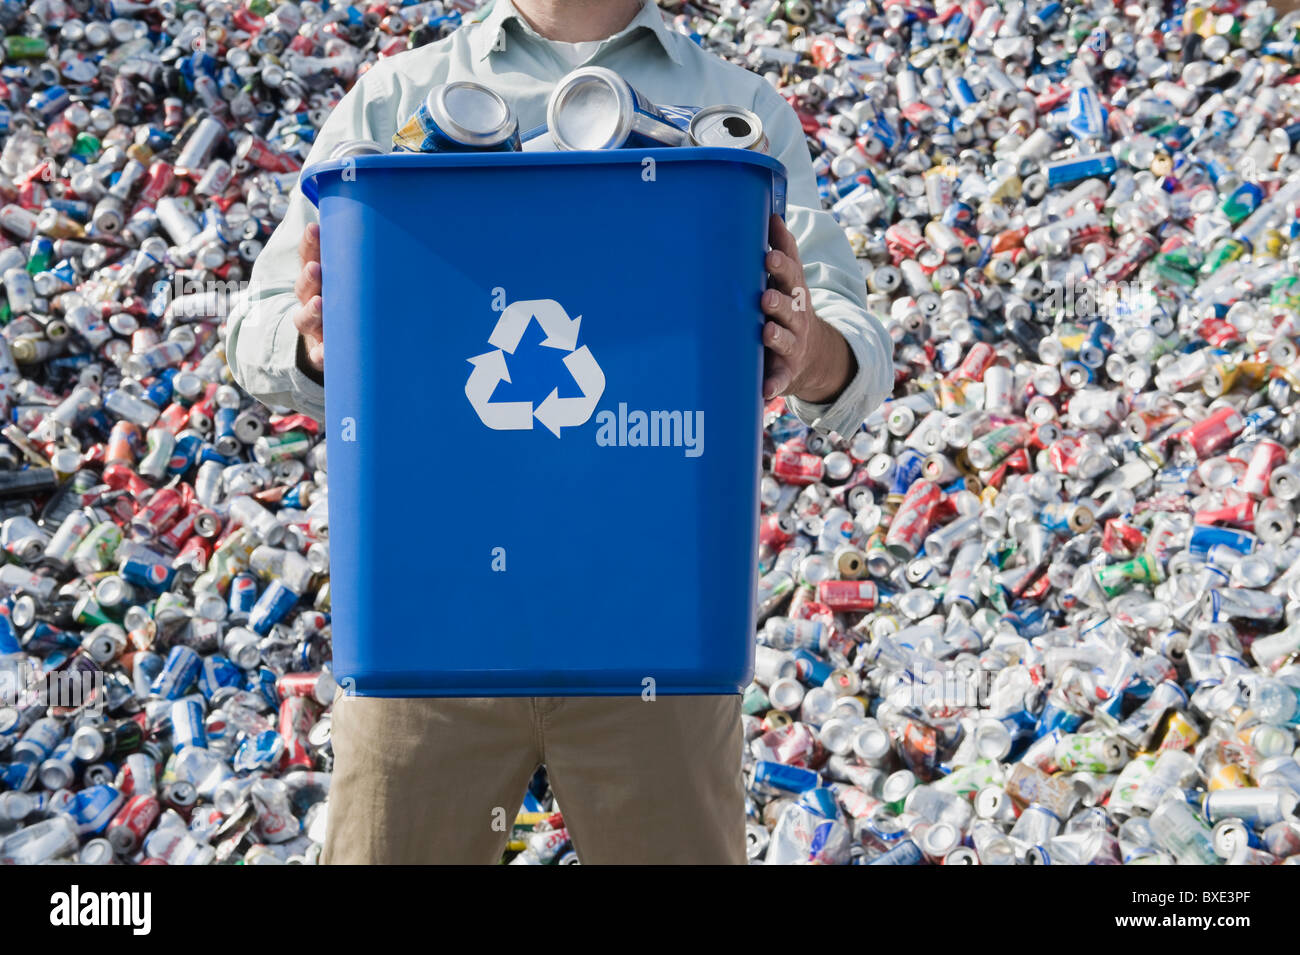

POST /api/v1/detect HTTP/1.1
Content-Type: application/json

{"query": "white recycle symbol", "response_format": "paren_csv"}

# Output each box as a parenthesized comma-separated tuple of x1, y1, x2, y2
(464, 299, 605, 437)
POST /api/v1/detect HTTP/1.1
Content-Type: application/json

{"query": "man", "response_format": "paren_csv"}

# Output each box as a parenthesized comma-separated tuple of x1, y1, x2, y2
(226, 0, 893, 864)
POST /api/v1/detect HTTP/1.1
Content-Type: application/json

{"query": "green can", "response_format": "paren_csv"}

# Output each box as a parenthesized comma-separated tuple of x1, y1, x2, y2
(1054, 731, 1128, 773)
(742, 683, 770, 716)
(253, 431, 312, 465)
(3, 36, 49, 59)
(74, 592, 115, 628)
(72, 522, 122, 574)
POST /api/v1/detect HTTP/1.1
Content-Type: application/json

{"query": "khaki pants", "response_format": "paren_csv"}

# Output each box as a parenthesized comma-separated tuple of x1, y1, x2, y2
(320, 694, 746, 864)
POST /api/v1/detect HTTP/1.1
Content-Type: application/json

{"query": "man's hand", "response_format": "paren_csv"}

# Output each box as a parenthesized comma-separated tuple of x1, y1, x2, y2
(292, 223, 325, 380)
(762, 214, 856, 403)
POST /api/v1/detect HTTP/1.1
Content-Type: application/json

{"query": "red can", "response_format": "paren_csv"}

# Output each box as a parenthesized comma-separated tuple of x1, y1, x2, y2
(773, 446, 825, 485)
(817, 579, 879, 612)
(157, 401, 191, 436)
(885, 219, 926, 259)
(137, 161, 176, 207)
(270, 413, 322, 435)
(1101, 517, 1145, 558)
(759, 511, 796, 548)
(885, 479, 943, 558)
(278, 695, 320, 771)
(130, 486, 184, 539)
(1198, 318, 1241, 348)
(173, 533, 213, 570)
(1182, 405, 1245, 459)
(1241, 440, 1286, 498)
(277, 670, 336, 705)
(103, 420, 142, 489)
(106, 794, 160, 855)
(1194, 497, 1255, 529)
(157, 501, 203, 552)
(953, 341, 996, 381)
(235, 135, 302, 173)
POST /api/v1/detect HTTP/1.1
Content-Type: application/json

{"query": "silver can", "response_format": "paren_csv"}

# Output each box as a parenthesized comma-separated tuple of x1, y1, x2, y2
(686, 104, 768, 152)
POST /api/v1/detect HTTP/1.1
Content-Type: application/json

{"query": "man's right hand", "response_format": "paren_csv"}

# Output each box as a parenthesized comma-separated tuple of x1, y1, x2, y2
(292, 223, 325, 380)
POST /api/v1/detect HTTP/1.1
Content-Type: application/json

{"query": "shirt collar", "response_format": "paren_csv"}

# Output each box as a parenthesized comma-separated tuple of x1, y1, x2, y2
(469, 0, 685, 66)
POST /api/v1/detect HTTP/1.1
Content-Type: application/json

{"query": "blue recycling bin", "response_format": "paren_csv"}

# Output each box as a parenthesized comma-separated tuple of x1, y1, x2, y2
(300, 149, 786, 696)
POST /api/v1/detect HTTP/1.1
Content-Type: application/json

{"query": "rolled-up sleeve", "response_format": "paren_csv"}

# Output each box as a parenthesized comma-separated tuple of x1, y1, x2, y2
(754, 83, 894, 436)
(224, 60, 405, 423)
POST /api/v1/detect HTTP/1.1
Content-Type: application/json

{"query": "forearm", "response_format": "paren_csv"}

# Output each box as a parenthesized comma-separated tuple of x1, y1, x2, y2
(224, 55, 401, 418)
(225, 285, 328, 422)
(795, 318, 857, 404)
(757, 80, 894, 434)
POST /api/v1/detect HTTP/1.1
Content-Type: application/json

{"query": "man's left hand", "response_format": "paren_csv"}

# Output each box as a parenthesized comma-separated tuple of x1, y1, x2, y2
(761, 215, 857, 404)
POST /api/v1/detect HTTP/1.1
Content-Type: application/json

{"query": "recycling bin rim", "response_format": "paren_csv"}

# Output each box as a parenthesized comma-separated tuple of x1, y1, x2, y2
(299, 147, 788, 207)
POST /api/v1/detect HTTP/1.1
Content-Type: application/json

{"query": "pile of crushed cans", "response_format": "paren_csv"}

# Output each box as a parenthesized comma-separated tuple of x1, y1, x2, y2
(0, 0, 1299, 865)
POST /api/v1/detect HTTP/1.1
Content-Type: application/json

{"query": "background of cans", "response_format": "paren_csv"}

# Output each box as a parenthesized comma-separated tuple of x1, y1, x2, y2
(2, 0, 1300, 865)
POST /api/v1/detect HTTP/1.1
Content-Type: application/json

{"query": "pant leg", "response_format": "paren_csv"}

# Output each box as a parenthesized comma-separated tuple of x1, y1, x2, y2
(538, 694, 746, 865)
(321, 694, 541, 864)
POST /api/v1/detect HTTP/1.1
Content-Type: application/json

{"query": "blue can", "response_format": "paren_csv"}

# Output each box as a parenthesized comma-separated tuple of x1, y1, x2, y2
(797, 786, 842, 820)
(862, 117, 898, 152)
(135, 123, 173, 153)
(792, 648, 833, 686)
(144, 371, 174, 409)
(66, 784, 124, 834)
(131, 651, 163, 699)
(1080, 320, 1115, 368)
(1187, 524, 1257, 560)
(1028, 1, 1062, 31)
(1065, 85, 1106, 141)
(0, 761, 35, 790)
(248, 667, 281, 711)
(233, 729, 283, 773)
(38, 738, 80, 790)
(656, 103, 703, 131)
(28, 84, 71, 121)
(1043, 152, 1118, 188)
(150, 645, 201, 700)
(867, 838, 925, 865)
(394, 81, 521, 153)
(943, 11, 971, 42)
(12, 717, 63, 763)
(168, 432, 202, 475)
(248, 579, 299, 635)
(228, 572, 260, 620)
(197, 654, 243, 701)
(890, 447, 927, 497)
(752, 760, 820, 794)
(942, 200, 976, 232)
(170, 698, 207, 752)
(281, 483, 311, 509)
(213, 406, 240, 456)
(121, 557, 175, 593)
(946, 76, 979, 110)
(0, 610, 19, 656)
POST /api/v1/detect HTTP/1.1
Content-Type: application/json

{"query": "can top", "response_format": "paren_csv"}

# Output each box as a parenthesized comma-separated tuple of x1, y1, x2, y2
(546, 66, 637, 151)
(426, 81, 517, 148)
(688, 105, 766, 150)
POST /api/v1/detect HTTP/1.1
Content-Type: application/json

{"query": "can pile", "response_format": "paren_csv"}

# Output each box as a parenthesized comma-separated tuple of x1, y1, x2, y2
(0, 0, 1298, 865)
